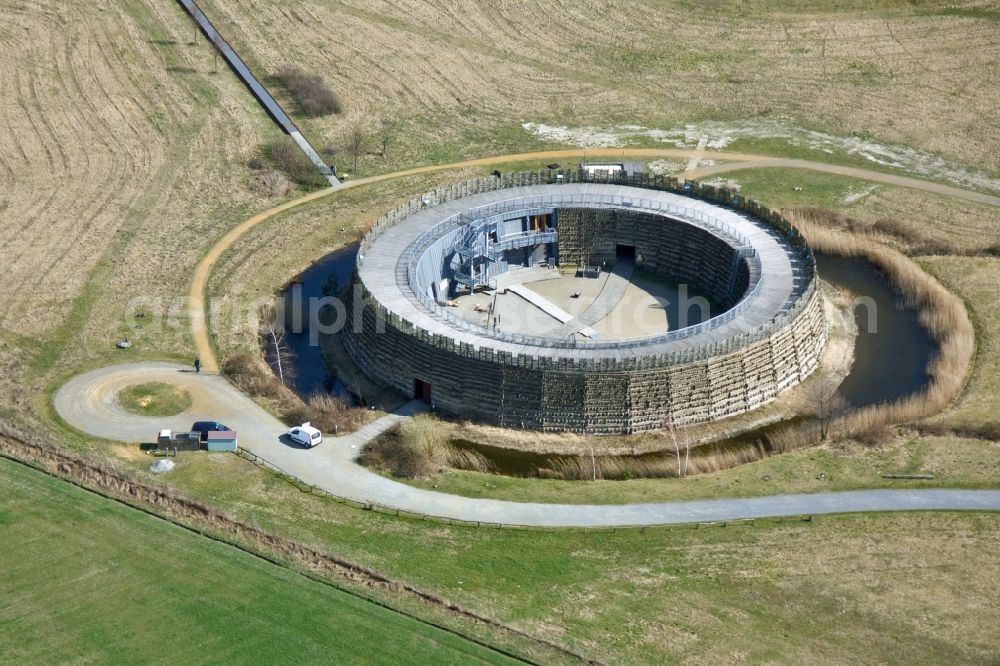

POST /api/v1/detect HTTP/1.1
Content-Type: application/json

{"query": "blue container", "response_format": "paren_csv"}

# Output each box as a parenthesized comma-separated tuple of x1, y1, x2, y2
(205, 430, 238, 452)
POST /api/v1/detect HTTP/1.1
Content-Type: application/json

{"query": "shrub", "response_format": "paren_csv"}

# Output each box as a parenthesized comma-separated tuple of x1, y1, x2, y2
(222, 353, 287, 402)
(262, 137, 326, 189)
(916, 422, 951, 437)
(981, 243, 1000, 258)
(223, 352, 377, 434)
(360, 432, 435, 479)
(254, 168, 294, 198)
(305, 393, 373, 434)
(320, 143, 338, 160)
(360, 415, 449, 478)
(854, 424, 896, 447)
(912, 238, 957, 256)
(916, 422, 1000, 441)
(869, 217, 918, 242)
(222, 353, 303, 422)
(961, 423, 1000, 440)
(276, 65, 342, 117)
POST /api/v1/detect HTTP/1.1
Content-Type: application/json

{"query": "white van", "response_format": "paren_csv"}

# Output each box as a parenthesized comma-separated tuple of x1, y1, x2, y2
(288, 422, 323, 448)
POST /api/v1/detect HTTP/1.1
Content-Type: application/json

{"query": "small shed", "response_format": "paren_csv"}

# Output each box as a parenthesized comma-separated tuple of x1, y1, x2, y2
(155, 430, 201, 452)
(205, 430, 238, 452)
(579, 161, 645, 179)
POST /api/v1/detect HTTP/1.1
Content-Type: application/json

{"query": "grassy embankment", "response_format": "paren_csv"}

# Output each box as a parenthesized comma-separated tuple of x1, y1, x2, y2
(142, 449, 1000, 665)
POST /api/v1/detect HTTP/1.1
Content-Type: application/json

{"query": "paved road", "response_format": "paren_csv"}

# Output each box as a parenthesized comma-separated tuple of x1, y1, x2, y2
(55, 362, 1000, 528)
(189, 147, 1000, 373)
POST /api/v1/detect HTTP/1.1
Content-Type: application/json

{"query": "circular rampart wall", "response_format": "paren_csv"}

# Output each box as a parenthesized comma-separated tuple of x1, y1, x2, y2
(344, 172, 827, 434)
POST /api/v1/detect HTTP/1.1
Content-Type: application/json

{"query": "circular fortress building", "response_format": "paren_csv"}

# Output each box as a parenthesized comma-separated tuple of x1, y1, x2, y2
(344, 175, 827, 434)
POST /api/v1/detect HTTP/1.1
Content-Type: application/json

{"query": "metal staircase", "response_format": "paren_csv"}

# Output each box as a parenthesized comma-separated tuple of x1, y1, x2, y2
(450, 210, 558, 289)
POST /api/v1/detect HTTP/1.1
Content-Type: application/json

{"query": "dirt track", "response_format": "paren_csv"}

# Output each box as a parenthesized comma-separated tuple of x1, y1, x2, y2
(680, 158, 1000, 207)
(189, 147, 1000, 372)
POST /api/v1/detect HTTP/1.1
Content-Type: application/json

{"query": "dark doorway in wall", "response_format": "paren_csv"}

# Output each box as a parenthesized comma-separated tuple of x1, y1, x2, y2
(616, 244, 636, 261)
(413, 378, 432, 403)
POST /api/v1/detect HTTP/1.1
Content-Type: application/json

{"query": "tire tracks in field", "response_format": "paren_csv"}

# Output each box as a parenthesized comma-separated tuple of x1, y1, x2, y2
(23, 3, 217, 371)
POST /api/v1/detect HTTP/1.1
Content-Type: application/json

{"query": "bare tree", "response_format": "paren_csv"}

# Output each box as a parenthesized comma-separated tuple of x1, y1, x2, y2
(797, 375, 849, 440)
(379, 116, 398, 159)
(259, 303, 295, 385)
(682, 423, 691, 476)
(346, 122, 366, 172)
(664, 413, 693, 477)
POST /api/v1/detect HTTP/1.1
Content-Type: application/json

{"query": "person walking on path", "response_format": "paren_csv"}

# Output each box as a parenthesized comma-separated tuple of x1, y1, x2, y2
(194, 357, 201, 373)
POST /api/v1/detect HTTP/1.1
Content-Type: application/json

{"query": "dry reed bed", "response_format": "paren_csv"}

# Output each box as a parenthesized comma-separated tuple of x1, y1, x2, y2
(507, 421, 824, 481)
(223, 352, 374, 433)
(793, 206, 1000, 257)
(365, 221, 974, 481)
(368, 414, 823, 481)
(535, 435, 795, 481)
(788, 213, 976, 439)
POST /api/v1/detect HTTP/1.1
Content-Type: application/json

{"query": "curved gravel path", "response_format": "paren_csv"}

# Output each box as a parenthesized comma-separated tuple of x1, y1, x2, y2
(55, 362, 1000, 528)
(101, 147, 1000, 527)
(189, 147, 1000, 373)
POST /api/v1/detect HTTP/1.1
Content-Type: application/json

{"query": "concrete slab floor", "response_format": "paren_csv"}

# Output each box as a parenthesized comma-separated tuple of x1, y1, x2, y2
(443, 267, 714, 341)
(590, 273, 671, 339)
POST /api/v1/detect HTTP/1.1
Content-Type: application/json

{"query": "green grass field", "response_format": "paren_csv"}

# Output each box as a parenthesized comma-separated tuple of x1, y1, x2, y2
(151, 451, 1000, 665)
(0, 458, 517, 666)
(117, 382, 193, 417)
